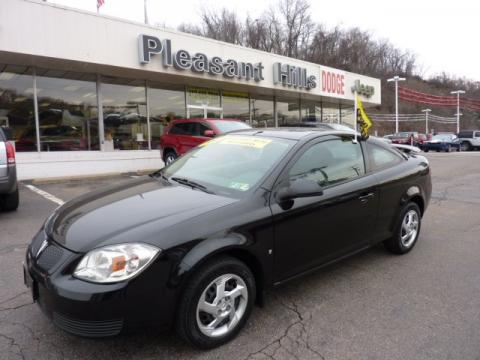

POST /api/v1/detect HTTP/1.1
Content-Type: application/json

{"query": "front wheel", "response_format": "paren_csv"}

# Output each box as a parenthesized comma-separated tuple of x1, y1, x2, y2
(176, 256, 255, 349)
(163, 151, 177, 166)
(384, 202, 421, 255)
(461, 141, 471, 151)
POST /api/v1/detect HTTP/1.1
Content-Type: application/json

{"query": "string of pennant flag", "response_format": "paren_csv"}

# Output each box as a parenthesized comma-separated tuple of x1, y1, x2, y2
(398, 87, 480, 111)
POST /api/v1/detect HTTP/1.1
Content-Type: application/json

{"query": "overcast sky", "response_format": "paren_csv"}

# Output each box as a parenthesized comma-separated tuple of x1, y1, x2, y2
(48, 0, 480, 81)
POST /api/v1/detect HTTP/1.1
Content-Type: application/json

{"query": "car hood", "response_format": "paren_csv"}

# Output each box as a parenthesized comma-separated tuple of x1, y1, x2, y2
(45, 176, 237, 253)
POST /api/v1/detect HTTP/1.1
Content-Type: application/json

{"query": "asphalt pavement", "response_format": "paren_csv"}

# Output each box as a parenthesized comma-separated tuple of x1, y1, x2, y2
(1, 152, 480, 360)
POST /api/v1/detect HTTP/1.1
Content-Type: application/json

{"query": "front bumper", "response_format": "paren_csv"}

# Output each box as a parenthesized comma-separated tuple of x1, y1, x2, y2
(24, 231, 179, 337)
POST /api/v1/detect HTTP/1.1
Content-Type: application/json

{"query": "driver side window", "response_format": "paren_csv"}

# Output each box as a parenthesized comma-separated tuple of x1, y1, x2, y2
(289, 137, 365, 187)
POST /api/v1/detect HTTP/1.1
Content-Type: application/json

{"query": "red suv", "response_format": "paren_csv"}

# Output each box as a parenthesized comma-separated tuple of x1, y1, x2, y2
(160, 118, 251, 165)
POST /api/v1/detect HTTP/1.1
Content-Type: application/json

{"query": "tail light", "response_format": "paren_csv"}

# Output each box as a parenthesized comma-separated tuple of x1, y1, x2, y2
(5, 141, 15, 164)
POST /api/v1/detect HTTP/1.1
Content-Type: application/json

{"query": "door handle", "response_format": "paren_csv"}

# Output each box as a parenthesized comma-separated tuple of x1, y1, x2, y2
(358, 193, 374, 202)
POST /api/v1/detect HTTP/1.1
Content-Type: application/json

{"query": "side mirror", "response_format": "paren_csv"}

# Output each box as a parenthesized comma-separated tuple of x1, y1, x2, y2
(276, 178, 324, 202)
(204, 130, 215, 137)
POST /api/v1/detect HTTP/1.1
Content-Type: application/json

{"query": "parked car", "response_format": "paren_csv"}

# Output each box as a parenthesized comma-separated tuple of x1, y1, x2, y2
(0, 127, 19, 211)
(160, 118, 251, 165)
(389, 132, 426, 147)
(25, 128, 431, 348)
(457, 130, 480, 151)
(422, 134, 460, 152)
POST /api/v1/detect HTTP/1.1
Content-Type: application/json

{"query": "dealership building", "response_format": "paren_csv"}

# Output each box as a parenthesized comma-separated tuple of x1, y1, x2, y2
(0, 0, 381, 180)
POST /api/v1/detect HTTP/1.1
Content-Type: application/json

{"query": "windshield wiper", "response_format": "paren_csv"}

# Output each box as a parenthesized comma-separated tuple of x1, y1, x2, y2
(171, 177, 214, 194)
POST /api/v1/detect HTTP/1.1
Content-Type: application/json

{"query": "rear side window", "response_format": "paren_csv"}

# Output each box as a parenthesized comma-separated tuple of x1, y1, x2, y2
(475, 132, 480, 138)
(367, 143, 403, 170)
(289, 137, 365, 187)
(169, 123, 194, 135)
(458, 131, 473, 138)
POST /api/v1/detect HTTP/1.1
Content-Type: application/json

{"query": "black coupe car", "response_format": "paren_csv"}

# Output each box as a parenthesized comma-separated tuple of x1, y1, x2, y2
(24, 128, 431, 348)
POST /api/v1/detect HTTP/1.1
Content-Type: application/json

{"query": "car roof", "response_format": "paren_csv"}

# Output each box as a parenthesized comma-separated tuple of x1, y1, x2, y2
(228, 127, 359, 141)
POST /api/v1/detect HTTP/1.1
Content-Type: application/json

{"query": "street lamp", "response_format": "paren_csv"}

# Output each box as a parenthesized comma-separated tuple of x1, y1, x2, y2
(387, 75, 406, 133)
(421, 108, 431, 134)
(450, 90, 465, 134)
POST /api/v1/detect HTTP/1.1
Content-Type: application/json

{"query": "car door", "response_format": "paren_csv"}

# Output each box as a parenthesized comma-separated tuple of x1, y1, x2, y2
(270, 135, 379, 282)
(174, 122, 198, 154)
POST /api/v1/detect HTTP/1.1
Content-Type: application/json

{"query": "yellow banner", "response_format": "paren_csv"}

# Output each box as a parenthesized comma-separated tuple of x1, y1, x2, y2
(356, 95, 373, 138)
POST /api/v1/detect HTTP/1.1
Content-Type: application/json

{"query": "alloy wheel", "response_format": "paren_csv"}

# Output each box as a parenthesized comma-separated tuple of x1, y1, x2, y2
(196, 274, 248, 338)
(400, 209, 419, 248)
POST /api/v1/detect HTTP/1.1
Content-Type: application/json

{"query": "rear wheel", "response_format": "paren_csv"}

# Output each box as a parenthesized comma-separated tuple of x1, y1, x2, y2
(1, 187, 19, 211)
(163, 150, 177, 166)
(445, 145, 451, 152)
(176, 256, 255, 349)
(461, 141, 471, 151)
(384, 202, 421, 255)
(423, 148, 429, 153)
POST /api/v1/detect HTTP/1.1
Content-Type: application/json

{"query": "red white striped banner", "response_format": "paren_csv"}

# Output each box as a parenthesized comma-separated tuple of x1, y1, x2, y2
(97, 0, 105, 9)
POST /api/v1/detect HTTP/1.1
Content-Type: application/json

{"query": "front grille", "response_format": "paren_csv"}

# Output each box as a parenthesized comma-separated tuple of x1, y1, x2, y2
(36, 244, 64, 272)
(53, 312, 123, 337)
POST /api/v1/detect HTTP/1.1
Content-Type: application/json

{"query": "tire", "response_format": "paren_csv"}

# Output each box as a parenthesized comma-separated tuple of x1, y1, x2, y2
(163, 150, 177, 166)
(461, 141, 471, 151)
(423, 148, 429, 153)
(445, 145, 451, 152)
(384, 202, 421, 255)
(2, 187, 19, 212)
(175, 256, 256, 349)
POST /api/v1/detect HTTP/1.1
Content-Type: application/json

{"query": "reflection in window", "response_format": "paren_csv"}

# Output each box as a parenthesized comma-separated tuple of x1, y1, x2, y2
(36, 73, 98, 151)
(0, 66, 36, 151)
(186, 87, 220, 107)
(322, 103, 340, 124)
(223, 91, 249, 122)
(301, 100, 321, 122)
(249, 97, 274, 128)
(290, 137, 365, 187)
(148, 85, 185, 149)
(340, 105, 355, 129)
(102, 79, 147, 150)
(277, 99, 300, 126)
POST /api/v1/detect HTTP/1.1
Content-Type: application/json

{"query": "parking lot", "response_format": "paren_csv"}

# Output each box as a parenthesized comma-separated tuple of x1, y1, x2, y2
(1, 152, 480, 360)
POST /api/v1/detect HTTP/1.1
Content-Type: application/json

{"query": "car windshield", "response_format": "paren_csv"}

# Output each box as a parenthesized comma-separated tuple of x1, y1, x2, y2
(212, 120, 251, 133)
(161, 134, 295, 197)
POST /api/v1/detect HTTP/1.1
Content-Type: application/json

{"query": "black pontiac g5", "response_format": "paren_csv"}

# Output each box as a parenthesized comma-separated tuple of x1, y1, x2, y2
(24, 129, 431, 348)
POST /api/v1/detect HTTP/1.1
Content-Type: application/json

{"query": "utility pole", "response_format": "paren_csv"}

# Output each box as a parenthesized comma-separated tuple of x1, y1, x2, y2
(450, 90, 465, 134)
(387, 76, 406, 133)
(421, 108, 431, 134)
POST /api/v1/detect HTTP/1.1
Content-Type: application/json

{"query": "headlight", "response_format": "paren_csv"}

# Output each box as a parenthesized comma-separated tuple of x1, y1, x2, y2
(74, 243, 160, 283)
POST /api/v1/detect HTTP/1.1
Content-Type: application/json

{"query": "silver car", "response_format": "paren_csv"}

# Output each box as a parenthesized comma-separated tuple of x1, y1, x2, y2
(0, 127, 18, 211)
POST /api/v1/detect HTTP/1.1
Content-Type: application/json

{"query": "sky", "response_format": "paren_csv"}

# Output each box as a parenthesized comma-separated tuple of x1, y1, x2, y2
(47, 0, 480, 81)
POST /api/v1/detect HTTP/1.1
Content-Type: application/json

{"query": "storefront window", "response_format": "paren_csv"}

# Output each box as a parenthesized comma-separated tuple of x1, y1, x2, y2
(222, 91, 249, 121)
(340, 105, 355, 129)
(148, 84, 185, 149)
(0, 65, 35, 151)
(277, 98, 300, 126)
(300, 100, 321, 122)
(322, 103, 340, 124)
(102, 78, 147, 150)
(186, 87, 221, 118)
(249, 97, 274, 128)
(36, 70, 98, 151)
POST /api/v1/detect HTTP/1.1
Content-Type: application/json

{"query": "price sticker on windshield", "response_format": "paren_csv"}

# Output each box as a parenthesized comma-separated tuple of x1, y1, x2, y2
(219, 136, 272, 149)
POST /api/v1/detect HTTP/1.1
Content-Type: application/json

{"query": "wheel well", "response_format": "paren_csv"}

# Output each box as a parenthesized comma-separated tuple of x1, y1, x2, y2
(409, 195, 424, 216)
(222, 249, 265, 307)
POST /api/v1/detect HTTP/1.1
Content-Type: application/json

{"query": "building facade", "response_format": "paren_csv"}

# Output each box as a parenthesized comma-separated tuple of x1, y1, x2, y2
(0, 0, 381, 180)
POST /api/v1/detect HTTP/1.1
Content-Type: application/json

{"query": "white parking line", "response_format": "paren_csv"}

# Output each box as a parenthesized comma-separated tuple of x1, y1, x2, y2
(24, 184, 65, 206)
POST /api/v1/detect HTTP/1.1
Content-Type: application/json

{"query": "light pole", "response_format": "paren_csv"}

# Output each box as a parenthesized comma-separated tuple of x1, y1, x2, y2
(450, 90, 465, 134)
(421, 108, 431, 135)
(387, 76, 406, 133)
